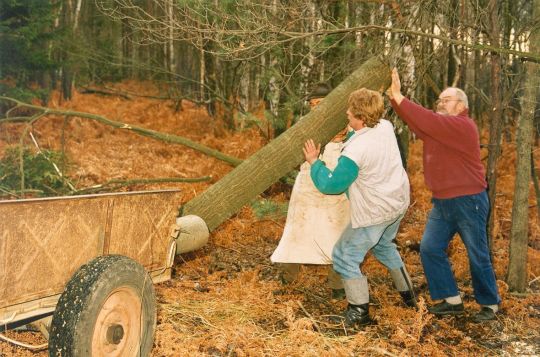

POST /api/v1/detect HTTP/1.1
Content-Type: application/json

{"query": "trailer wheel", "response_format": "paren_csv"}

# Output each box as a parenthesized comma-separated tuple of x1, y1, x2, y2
(48, 255, 156, 357)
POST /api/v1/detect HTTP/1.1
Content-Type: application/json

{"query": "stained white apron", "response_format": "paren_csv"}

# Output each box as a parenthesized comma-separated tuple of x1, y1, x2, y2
(271, 142, 350, 264)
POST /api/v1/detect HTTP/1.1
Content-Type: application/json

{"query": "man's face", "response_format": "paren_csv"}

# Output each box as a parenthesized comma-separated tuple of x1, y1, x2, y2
(309, 97, 323, 108)
(436, 89, 465, 115)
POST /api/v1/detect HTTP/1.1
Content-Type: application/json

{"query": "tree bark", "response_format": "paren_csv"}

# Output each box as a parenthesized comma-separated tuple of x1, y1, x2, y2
(60, 0, 74, 100)
(167, 0, 175, 76)
(446, 0, 459, 87)
(486, 0, 503, 251)
(472, 28, 482, 126)
(506, 0, 540, 293)
(532, 152, 540, 224)
(180, 57, 390, 231)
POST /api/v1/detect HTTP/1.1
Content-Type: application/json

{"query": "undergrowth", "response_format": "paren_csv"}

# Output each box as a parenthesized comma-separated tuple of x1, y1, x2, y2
(251, 198, 288, 219)
(0, 146, 71, 197)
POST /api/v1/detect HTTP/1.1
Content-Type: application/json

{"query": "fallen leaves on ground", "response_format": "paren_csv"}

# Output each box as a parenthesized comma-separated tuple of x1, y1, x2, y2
(0, 82, 538, 356)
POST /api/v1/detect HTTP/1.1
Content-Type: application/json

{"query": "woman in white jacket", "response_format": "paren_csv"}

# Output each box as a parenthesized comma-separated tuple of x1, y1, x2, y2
(303, 88, 416, 328)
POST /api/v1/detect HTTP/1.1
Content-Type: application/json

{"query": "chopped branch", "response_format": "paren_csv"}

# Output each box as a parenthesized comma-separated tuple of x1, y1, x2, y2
(0, 96, 243, 167)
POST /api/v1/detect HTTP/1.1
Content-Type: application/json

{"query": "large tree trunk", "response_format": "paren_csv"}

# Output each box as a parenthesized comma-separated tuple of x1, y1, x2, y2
(486, 0, 503, 251)
(506, 0, 540, 293)
(180, 57, 390, 232)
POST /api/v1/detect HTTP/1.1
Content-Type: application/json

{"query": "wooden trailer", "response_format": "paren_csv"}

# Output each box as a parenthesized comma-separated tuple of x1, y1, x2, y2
(0, 189, 207, 356)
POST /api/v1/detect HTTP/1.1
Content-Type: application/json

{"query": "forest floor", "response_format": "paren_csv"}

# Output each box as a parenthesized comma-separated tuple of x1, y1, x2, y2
(0, 82, 539, 356)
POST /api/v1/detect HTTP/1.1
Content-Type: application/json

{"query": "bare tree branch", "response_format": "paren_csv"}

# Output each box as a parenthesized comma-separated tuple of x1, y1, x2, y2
(0, 96, 243, 167)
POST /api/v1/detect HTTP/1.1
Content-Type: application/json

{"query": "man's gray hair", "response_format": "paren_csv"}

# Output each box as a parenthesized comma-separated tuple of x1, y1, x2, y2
(447, 87, 469, 108)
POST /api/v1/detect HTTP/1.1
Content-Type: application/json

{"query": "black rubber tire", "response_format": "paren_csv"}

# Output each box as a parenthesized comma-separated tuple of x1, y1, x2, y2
(48, 255, 156, 357)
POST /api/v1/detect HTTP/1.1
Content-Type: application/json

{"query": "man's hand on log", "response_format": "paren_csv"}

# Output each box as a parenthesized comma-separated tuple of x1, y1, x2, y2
(303, 139, 321, 164)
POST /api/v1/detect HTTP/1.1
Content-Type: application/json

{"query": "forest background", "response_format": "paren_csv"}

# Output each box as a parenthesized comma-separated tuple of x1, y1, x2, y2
(0, 0, 539, 355)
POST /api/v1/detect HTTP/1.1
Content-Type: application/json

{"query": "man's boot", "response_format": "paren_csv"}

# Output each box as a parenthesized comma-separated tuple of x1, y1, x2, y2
(341, 276, 372, 327)
(277, 263, 300, 284)
(391, 266, 417, 308)
(344, 303, 371, 327)
(327, 267, 345, 300)
(399, 290, 417, 308)
(472, 306, 497, 322)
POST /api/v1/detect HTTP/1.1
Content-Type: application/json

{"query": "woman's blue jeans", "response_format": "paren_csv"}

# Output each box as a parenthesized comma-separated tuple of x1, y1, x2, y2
(332, 215, 405, 280)
(420, 190, 501, 305)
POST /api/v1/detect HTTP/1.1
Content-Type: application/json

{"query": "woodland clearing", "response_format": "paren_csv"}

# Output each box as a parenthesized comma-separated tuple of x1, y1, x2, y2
(0, 82, 538, 356)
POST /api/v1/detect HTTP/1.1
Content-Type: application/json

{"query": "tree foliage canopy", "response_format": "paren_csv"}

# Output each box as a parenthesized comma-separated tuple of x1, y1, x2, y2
(0, 0, 59, 97)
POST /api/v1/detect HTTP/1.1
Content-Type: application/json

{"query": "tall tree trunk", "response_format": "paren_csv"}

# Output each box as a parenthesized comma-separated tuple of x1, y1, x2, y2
(266, 0, 281, 129)
(446, 0, 459, 86)
(267, 57, 281, 125)
(506, 0, 540, 293)
(199, 26, 205, 102)
(121, 17, 131, 78)
(180, 57, 390, 231)
(73, 0, 82, 31)
(486, 0, 503, 250)
(472, 28, 482, 127)
(389, 1, 411, 168)
(249, 63, 260, 113)
(60, 0, 79, 100)
(299, 0, 317, 107)
(167, 0, 175, 75)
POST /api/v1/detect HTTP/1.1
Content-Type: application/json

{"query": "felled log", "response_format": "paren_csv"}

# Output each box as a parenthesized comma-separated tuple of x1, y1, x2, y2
(178, 57, 391, 237)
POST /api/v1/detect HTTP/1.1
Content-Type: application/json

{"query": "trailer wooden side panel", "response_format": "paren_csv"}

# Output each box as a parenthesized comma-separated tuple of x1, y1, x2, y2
(0, 190, 180, 311)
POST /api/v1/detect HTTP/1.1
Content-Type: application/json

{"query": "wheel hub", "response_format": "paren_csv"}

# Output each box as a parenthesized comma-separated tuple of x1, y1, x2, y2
(106, 324, 125, 345)
(92, 287, 142, 356)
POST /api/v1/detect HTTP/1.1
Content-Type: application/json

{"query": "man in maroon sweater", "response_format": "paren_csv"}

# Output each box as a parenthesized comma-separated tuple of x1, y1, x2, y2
(387, 68, 501, 322)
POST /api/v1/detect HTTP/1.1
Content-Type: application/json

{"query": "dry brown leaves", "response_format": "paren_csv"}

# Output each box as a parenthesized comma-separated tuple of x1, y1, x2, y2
(0, 82, 539, 356)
